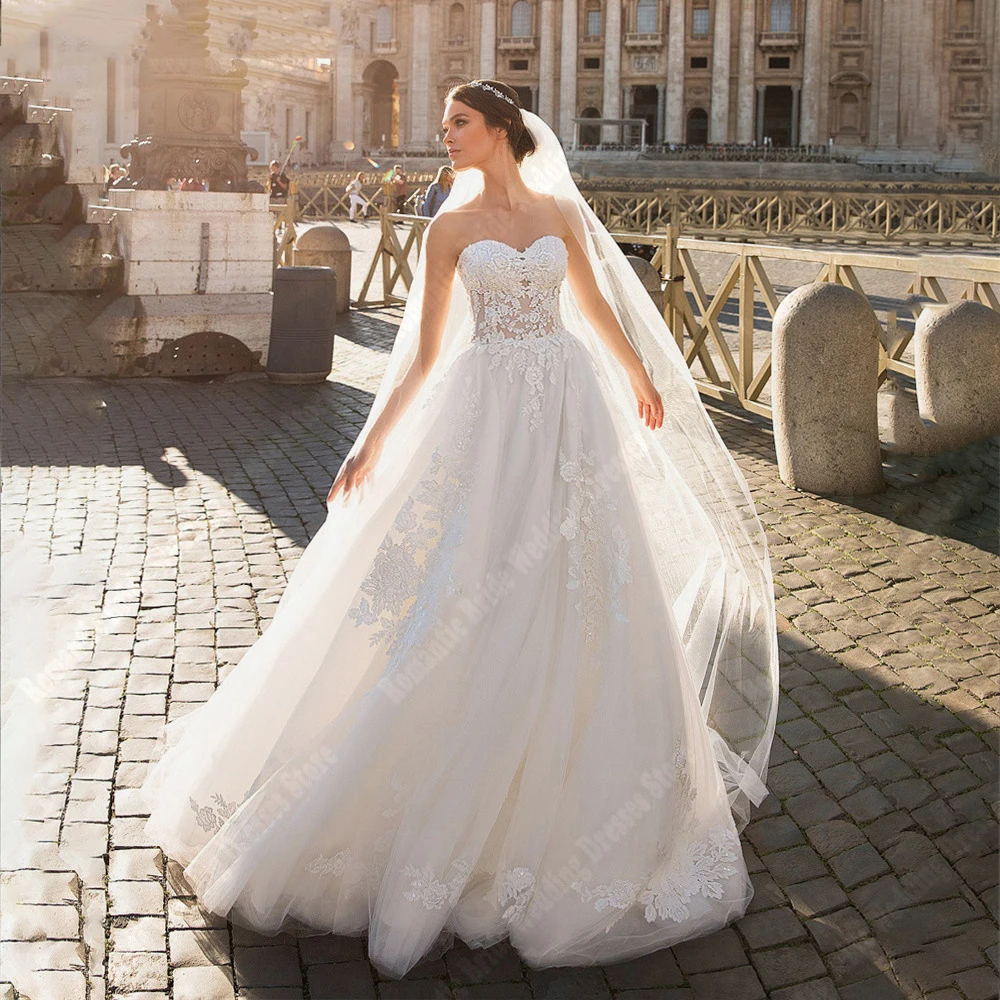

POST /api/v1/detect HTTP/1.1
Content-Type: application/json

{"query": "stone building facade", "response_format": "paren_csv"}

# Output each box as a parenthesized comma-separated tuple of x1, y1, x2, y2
(335, 0, 998, 164)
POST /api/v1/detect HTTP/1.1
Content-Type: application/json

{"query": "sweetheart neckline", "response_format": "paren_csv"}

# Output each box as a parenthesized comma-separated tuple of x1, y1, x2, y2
(458, 234, 567, 265)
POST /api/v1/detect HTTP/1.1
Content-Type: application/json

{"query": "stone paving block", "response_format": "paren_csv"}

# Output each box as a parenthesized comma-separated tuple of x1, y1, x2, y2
(828, 842, 891, 887)
(108, 880, 164, 917)
(174, 964, 236, 1000)
(827, 936, 893, 985)
(454, 984, 533, 1000)
(233, 946, 303, 989)
(107, 951, 169, 993)
(750, 942, 827, 991)
(686, 965, 766, 1000)
(105, 912, 166, 955)
(672, 927, 746, 975)
(768, 977, 840, 1000)
(378, 980, 455, 1000)
(305, 961, 377, 1000)
(108, 847, 163, 881)
(785, 877, 850, 918)
(735, 905, 808, 949)
(761, 845, 829, 887)
(443, 939, 528, 986)
(169, 927, 230, 967)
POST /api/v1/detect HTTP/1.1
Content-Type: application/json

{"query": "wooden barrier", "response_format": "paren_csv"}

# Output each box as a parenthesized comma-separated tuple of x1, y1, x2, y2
(261, 168, 998, 247)
(359, 211, 999, 421)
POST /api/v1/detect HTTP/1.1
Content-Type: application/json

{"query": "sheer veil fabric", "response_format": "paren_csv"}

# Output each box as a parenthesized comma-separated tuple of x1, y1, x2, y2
(335, 109, 779, 832)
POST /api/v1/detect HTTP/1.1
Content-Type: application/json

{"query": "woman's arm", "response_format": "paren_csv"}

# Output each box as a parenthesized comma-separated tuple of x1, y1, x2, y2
(328, 218, 459, 499)
(557, 199, 664, 430)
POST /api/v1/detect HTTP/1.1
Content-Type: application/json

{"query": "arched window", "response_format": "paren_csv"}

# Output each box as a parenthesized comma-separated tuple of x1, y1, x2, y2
(839, 92, 860, 132)
(511, 0, 532, 36)
(579, 106, 601, 145)
(636, 0, 658, 32)
(585, 1, 602, 36)
(686, 107, 708, 144)
(449, 2, 465, 39)
(769, 0, 792, 32)
(375, 4, 392, 43)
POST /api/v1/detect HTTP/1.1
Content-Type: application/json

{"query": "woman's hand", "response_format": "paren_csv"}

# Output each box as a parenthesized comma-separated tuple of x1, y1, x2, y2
(327, 437, 383, 503)
(630, 368, 664, 430)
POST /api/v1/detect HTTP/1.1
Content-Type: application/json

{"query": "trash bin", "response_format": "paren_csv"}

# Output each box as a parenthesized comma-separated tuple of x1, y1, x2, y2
(266, 266, 337, 384)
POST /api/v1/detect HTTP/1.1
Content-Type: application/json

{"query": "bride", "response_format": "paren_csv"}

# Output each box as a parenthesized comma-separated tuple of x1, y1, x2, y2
(141, 80, 779, 980)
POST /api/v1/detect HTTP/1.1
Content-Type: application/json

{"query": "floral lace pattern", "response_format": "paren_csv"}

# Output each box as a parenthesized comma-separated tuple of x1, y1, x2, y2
(403, 858, 473, 909)
(569, 826, 740, 924)
(189, 793, 239, 834)
(498, 866, 536, 923)
(459, 236, 573, 432)
(347, 383, 483, 651)
(558, 447, 632, 642)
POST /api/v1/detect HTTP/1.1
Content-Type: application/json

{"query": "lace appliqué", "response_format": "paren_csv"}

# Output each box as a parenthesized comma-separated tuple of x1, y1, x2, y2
(189, 793, 238, 834)
(558, 448, 633, 642)
(498, 866, 535, 923)
(403, 858, 473, 909)
(459, 236, 573, 433)
(570, 826, 741, 924)
(305, 849, 352, 877)
(347, 382, 483, 650)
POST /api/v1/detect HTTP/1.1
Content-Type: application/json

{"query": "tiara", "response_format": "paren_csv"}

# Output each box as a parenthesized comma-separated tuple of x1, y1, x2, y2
(470, 81, 517, 107)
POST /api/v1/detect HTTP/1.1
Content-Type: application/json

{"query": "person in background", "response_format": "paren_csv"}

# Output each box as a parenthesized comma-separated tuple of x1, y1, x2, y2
(346, 171, 371, 222)
(419, 165, 454, 217)
(166, 177, 182, 192)
(268, 159, 290, 200)
(389, 164, 408, 212)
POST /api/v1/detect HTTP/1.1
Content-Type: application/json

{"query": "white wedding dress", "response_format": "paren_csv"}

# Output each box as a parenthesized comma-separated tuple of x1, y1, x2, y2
(141, 234, 755, 979)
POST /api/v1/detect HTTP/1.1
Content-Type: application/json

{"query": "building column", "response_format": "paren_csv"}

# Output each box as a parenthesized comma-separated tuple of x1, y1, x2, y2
(480, 0, 497, 78)
(656, 82, 666, 142)
(624, 83, 634, 117)
(800, 0, 822, 144)
(756, 83, 766, 144)
(601, 0, 623, 142)
(539, 0, 557, 123)
(558, 0, 579, 143)
(875, 0, 901, 147)
(791, 85, 801, 145)
(736, 0, 756, 142)
(409, 2, 431, 146)
(710, 0, 732, 142)
(665, 0, 685, 142)
(335, 40, 356, 144)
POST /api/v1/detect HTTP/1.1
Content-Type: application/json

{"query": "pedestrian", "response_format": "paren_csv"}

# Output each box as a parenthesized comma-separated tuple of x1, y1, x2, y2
(389, 163, 408, 212)
(268, 159, 290, 200)
(419, 165, 454, 217)
(345, 171, 371, 221)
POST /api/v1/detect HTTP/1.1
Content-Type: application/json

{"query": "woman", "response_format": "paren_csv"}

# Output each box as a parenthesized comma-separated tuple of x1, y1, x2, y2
(346, 170, 371, 221)
(420, 164, 454, 217)
(141, 80, 778, 980)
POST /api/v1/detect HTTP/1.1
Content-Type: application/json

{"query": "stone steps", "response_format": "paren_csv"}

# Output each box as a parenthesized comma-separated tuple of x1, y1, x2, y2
(1, 224, 122, 293)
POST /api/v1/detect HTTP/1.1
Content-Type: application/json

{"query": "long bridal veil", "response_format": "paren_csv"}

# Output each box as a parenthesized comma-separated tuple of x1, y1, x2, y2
(329, 107, 779, 832)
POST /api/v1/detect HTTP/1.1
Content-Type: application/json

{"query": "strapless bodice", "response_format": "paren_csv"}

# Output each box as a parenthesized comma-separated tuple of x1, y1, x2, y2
(456, 235, 569, 344)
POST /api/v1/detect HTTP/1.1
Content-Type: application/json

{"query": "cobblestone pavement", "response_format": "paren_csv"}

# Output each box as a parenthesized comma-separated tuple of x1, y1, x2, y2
(2, 236, 998, 1000)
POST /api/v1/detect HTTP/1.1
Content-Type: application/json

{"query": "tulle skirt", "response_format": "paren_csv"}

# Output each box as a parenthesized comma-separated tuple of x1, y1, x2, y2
(141, 329, 753, 979)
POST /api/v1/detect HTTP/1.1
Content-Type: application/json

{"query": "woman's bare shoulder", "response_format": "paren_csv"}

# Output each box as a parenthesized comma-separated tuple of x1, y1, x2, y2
(423, 212, 467, 263)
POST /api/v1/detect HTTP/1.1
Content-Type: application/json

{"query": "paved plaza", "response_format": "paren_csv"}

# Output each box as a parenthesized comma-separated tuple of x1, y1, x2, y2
(1, 225, 998, 1000)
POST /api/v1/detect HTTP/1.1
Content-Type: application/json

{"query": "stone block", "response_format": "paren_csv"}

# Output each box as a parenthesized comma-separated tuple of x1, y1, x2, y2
(772, 282, 884, 496)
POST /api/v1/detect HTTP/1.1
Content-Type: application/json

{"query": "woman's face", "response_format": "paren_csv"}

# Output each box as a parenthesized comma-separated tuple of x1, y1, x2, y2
(440, 98, 505, 172)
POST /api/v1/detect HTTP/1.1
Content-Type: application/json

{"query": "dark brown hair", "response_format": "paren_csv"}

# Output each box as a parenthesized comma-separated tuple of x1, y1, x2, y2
(445, 79, 537, 165)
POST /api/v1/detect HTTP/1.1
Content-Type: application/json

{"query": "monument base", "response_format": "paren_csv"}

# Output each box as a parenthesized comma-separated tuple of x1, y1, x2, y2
(86, 189, 274, 376)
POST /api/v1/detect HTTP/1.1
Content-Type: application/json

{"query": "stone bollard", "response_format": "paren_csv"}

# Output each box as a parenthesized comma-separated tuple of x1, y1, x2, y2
(772, 282, 885, 495)
(877, 378, 970, 456)
(914, 300, 1000, 442)
(294, 223, 352, 314)
(626, 255, 664, 312)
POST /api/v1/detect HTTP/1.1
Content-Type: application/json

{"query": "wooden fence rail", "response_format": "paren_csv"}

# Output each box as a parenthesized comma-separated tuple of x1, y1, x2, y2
(355, 206, 999, 421)
(266, 169, 998, 246)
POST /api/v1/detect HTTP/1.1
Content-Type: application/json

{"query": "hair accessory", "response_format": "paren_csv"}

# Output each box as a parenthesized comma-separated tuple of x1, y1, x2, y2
(469, 81, 518, 107)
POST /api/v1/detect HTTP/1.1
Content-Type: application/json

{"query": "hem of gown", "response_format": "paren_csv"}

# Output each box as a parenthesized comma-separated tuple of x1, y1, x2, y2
(145, 801, 755, 981)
